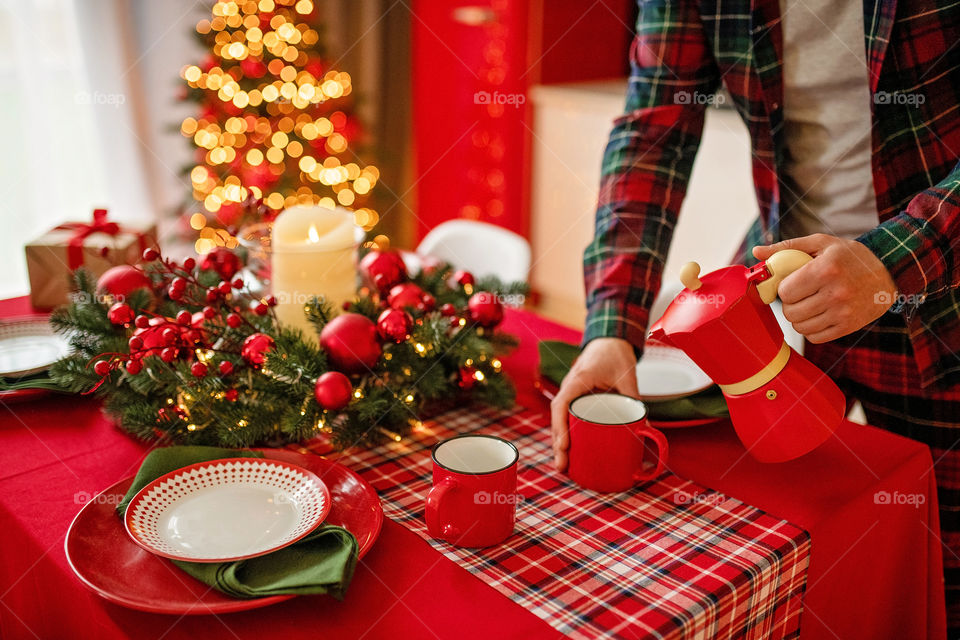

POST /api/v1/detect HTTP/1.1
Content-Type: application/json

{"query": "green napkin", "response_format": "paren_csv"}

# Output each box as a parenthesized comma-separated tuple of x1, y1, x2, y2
(537, 340, 729, 420)
(118, 445, 359, 600)
(173, 526, 358, 600)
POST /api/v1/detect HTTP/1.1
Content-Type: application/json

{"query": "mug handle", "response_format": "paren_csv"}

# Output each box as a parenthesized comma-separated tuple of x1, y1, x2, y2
(425, 477, 462, 542)
(632, 425, 669, 483)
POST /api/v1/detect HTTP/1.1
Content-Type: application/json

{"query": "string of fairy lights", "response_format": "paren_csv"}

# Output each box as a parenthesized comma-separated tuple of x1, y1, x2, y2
(179, 0, 381, 254)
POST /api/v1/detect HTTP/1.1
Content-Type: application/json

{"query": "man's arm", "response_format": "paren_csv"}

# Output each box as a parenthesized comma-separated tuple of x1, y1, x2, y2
(583, 0, 721, 351)
(856, 161, 960, 313)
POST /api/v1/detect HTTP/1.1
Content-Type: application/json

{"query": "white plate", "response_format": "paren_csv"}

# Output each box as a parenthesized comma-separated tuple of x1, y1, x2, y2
(125, 458, 331, 562)
(0, 317, 70, 378)
(636, 345, 714, 401)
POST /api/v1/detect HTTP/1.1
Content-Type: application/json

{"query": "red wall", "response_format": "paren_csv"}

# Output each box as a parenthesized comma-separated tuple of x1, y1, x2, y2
(411, 0, 634, 241)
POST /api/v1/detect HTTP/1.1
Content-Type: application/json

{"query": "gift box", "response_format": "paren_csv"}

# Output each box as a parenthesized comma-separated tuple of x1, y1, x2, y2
(24, 208, 156, 309)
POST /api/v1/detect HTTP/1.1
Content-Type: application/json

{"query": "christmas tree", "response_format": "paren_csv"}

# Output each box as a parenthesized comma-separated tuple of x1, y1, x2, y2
(179, 0, 380, 252)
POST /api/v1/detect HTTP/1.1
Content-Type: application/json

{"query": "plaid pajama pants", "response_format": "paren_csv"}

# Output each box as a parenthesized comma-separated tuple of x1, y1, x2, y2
(806, 311, 960, 635)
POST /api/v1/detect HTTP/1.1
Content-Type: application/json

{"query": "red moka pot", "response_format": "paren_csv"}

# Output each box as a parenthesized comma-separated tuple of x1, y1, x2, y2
(647, 250, 845, 463)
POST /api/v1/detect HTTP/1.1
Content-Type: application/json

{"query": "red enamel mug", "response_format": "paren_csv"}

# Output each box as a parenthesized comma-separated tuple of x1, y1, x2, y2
(568, 393, 669, 493)
(425, 434, 519, 548)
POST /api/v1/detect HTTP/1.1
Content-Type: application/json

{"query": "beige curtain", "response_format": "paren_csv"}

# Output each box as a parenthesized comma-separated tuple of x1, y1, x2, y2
(318, 1, 415, 248)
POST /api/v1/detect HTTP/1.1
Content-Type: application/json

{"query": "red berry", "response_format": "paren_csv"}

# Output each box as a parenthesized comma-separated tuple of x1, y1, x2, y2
(93, 360, 111, 376)
(128, 336, 144, 350)
(420, 294, 436, 312)
(206, 287, 219, 303)
(252, 302, 269, 316)
(219, 361, 234, 376)
(107, 302, 135, 325)
(227, 313, 243, 328)
(341, 301, 352, 311)
(202, 306, 216, 319)
(440, 303, 456, 316)
(161, 327, 179, 345)
(171, 277, 187, 291)
(265, 295, 277, 306)
(232, 277, 244, 289)
(191, 362, 208, 377)
(160, 347, 178, 363)
(142, 248, 159, 261)
(218, 281, 232, 295)
(224, 388, 239, 402)
(125, 359, 143, 374)
(134, 315, 150, 329)
(176, 310, 192, 326)
(168, 285, 184, 301)
(182, 257, 196, 270)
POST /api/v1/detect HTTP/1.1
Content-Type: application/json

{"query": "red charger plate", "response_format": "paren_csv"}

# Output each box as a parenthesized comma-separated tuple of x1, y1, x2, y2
(65, 449, 383, 614)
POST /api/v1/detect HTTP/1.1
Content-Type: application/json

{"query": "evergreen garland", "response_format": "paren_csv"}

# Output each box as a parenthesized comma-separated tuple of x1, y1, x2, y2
(49, 250, 524, 449)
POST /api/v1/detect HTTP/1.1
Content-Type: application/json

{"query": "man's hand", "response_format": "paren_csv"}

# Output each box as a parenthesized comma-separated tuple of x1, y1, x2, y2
(752, 233, 897, 343)
(550, 337, 639, 471)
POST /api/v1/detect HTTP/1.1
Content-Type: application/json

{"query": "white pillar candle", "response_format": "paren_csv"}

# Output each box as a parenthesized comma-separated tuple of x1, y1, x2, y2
(271, 206, 359, 339)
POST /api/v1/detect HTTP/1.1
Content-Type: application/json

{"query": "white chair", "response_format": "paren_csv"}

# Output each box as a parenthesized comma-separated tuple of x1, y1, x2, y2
(416, 219, 531, 283)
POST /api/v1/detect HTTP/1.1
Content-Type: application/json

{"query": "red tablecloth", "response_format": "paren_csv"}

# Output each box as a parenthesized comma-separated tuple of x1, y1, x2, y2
(0, 298, 947, 639)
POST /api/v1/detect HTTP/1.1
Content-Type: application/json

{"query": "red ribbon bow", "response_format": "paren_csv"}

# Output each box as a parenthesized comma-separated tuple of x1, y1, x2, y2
(54, 208, 141, 270)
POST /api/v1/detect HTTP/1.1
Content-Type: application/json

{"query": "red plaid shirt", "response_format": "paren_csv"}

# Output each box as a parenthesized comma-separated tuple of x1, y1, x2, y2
(584, 0, 960, 388)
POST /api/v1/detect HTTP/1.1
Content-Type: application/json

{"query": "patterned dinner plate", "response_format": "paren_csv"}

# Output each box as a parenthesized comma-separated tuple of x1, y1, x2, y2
(0, 316, 70, 378)
(124, 458, 331, 562)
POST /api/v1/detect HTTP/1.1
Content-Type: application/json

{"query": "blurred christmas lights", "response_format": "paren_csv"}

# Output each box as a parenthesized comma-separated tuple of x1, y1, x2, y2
(180, 0, 380, 254)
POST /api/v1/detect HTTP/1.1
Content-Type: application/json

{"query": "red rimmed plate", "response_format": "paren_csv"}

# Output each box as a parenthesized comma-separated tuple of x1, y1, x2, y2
(124, 458, 332, 563)
(65, 450, 383, 614)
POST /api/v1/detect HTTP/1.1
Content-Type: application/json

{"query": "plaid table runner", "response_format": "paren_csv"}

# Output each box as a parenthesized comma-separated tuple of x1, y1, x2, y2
(298, 405, 811, 639)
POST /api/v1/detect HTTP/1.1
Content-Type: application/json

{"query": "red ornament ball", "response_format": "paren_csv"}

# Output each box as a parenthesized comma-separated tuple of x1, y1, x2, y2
(107, 302, 135, 325)
(314, 371, 353, 411)
(224, 388, 239, 402)
(93, 360, 111, 376)
(359, 250, 408, 294)
(241, 332, 275, 366)
(219, 361, 234, 376)
(453, 270, 475, 288)
(191, 362, 208, 377)
(227, 313, 243, 328)
(376, 308, 413, 343)
(468, 292, 504, 328)
(125, 359, 143, 375)
(97, 266, 151, 298)
(439, 303, 457, 317)
(387, 283, 429, 313)
(319, 313, 382, 374)
(458, 366, 477, 390)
